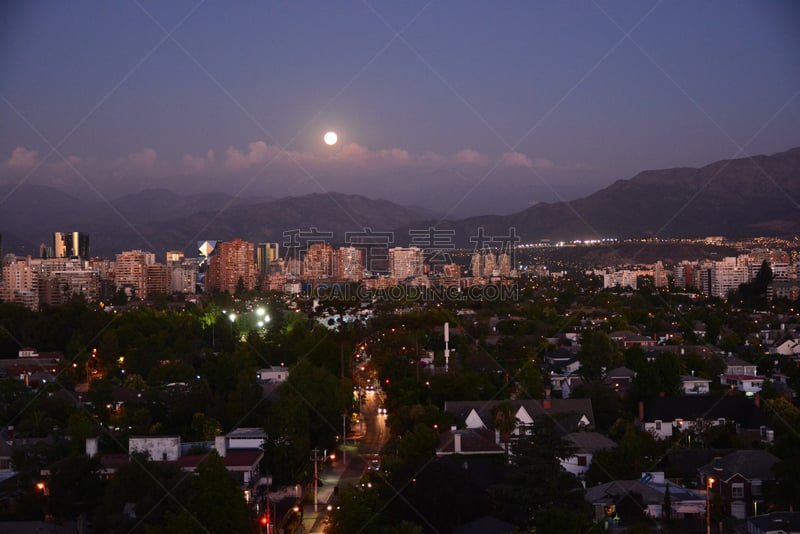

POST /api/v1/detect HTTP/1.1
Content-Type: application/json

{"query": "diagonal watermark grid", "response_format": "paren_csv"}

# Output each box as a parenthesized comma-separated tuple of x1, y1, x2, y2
(1, 0, 799, 532)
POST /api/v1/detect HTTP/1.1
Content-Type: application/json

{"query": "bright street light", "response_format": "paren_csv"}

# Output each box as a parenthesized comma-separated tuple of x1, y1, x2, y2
(706, 476, 715, 534)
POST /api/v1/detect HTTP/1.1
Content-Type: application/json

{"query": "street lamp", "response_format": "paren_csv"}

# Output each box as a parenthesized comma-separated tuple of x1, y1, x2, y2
(229, 312, 237, 334)
(706, 476, 715, 534)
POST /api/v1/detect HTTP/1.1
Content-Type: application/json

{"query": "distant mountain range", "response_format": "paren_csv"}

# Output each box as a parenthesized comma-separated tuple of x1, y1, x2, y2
(1, 148, 798, 257)
(446, 146, 800, 243)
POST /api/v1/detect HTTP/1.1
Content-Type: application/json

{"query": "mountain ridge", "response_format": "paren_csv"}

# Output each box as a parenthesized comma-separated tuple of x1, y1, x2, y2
(1, 147, 798, 257)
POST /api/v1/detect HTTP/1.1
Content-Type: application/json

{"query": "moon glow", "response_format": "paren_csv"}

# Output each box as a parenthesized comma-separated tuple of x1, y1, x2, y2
(324, 131, 338, 146)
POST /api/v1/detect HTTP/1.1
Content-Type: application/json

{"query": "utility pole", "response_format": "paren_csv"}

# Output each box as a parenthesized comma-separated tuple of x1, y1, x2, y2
(311, 448, 324, 513)
(342, 414, 347, 463)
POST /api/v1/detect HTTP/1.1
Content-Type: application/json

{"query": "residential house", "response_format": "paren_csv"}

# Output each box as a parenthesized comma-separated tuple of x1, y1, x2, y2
(435, 427, 504, 457)
(87, 429, 264, 489)
(548, 373, 583, 398)
(770, 335, 800, 357)
(698, 450, 780, 520)
(722, 356, 759, 375)
(0, 440, 13, 482)
(561, 431, 616, 477)
(718, 356, 765, 394)
(585, 472, 705, 522)
(544, 348, 581, 374)
(257, 366, 289, 383)
(746, 512, 800, 534)
(639, 395, 772, 443)
(444, 398, 595, 437)
(602, 366, 636, 393)
(681, 375, 712, 395)
(609, 331, 657, 349)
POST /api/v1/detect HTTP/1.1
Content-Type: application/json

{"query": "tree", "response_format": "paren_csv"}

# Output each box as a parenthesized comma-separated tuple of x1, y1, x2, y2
(325, 486, 383, 534)
(189, 413, 222, 441)
(492, 400, 517, 459)
(47, 453, 104, 521)
(167, 451, 257, 534)
(579, 331, 622, 381)
(586, 419, 662, 486)
(383, 521, 423, 534)
(397, 423, 438, 465)
(570, 383, 622, 432)
(492, 415, 584, 529)
(235, 276, 246, 296)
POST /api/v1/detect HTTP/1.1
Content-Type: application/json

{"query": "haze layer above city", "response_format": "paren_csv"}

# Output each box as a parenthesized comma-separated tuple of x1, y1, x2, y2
(1, 1, 799, 218)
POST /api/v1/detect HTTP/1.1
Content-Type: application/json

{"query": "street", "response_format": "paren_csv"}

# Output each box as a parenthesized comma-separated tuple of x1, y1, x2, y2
(293, 387, 388, 533)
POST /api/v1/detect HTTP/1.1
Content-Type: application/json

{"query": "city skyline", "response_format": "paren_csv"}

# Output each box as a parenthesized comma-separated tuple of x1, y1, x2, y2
(1, 1, 799, 217)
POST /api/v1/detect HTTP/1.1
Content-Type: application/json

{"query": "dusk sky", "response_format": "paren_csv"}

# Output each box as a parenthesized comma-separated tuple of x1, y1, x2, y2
(1, 1, 799, 216)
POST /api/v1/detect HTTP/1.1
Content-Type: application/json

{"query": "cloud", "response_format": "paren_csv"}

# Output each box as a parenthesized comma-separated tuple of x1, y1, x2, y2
(7, 147, 39, 170)
(453, 148, 488, 166)
(531, 158, 556, 169)
(223, 141, 283, 172)
(50, 154, 82, 173)
(332, 143, 412, 168)
(501, 151, 555, 169)
(183, 149, 215, 174)
(501, 151, 534, 168)
(127, 147, 158, 170)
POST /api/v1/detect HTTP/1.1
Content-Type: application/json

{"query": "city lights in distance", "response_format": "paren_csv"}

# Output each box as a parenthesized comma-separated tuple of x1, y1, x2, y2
(324, 131, 338, 146)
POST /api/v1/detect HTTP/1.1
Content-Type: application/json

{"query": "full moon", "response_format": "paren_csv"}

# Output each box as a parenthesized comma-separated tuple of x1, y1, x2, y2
(323, 131, 338, 146)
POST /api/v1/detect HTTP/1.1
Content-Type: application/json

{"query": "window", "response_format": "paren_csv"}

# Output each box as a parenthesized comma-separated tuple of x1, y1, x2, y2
(751, 480, 762, 496)
(655, 421, 662, 431)
(732, 483, 745, 499)
(577, 455, 587, 466)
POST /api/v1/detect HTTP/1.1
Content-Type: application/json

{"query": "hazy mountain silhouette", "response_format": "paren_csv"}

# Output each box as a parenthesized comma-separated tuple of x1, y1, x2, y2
(416, 147, 800, 244)
(1, 147, 798, 257)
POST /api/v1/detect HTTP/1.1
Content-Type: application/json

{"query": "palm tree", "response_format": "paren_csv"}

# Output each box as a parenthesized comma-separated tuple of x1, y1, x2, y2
(493, 400, 517, 460)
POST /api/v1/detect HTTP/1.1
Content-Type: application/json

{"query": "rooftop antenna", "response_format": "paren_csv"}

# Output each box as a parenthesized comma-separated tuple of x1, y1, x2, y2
(444, 322, 450, 373)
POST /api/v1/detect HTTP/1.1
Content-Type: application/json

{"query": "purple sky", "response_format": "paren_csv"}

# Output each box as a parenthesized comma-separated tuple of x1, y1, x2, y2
(1, 1, 799, 216)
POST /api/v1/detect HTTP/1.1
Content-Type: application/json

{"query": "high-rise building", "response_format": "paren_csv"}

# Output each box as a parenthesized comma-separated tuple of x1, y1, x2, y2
(443, 263, 461, 279)
(711, 256, 748, 298)
(483, 251, 497, 277)
(146, 264, 170, 296)
(205, 238, 256, 293)
(654, 261, 668, 288)
(304, 243, 334, 279)
(169, 258, 198, 294)
(673, 261, 696, 289)
(389, 247, 423, 280)
(603, 270, 638, 290)
(0, 256, 39, 309)
(498, 253, 511, 277)
(333, 246, 364, 281)
(54, 231, 90, 260)
(115, 250, 156, 299)
(39, 269, 101, 306)
(256, 243, 280, 274)
(470, 252, 482, 278)
(165, 250, 185, 263)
